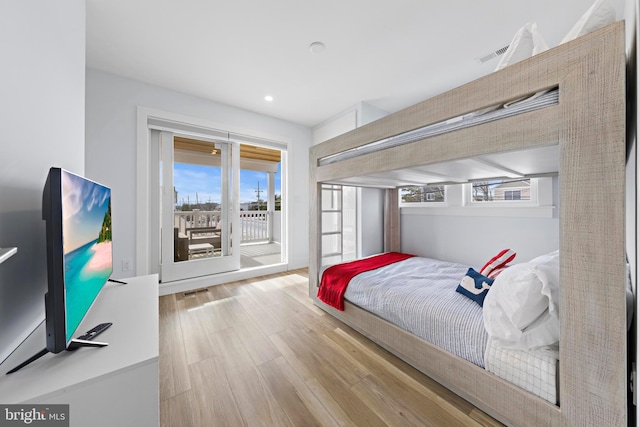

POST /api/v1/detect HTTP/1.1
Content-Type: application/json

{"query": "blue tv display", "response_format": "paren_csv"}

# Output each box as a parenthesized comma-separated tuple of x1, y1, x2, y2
(43, 168, 112, 353)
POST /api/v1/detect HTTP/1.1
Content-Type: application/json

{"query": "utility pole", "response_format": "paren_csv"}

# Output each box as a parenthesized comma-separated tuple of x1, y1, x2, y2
(255, 181, 263, 210)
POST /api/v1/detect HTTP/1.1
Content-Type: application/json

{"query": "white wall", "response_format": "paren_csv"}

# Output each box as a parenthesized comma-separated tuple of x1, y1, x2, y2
(312, 101, 389, 145)
(358, 188, 384, 257)
(401, 214, 559, 267)
(0, 1, 85, 362)
(85, 69, 311, 278)
(401, 179, 560, 267)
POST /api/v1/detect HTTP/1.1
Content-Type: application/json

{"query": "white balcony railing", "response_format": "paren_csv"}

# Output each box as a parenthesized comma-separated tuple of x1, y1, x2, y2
(173, 210, 276, 243)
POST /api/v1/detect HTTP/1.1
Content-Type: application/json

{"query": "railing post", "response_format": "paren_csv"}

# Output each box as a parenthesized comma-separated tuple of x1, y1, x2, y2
(267, 171, 275, 243)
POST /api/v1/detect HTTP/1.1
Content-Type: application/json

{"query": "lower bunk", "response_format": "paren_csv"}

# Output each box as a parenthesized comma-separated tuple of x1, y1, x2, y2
(314, 252, 562, 426)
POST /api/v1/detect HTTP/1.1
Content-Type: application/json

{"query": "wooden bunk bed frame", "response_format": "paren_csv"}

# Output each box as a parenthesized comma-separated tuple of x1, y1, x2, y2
(309, 22, 627, 427)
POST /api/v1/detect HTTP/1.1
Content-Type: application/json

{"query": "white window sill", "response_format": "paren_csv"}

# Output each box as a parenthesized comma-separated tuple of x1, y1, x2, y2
(400, 205, 555, 218)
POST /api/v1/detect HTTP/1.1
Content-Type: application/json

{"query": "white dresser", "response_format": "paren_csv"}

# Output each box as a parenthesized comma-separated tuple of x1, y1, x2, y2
(0, 274, 159, 427)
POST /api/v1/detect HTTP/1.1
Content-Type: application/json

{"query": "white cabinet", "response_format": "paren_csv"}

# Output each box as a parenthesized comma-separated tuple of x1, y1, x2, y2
(0, 274, 159, 427)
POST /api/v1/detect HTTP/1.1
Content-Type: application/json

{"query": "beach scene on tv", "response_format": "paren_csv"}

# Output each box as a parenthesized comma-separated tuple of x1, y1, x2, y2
(62, 171, 112, 342)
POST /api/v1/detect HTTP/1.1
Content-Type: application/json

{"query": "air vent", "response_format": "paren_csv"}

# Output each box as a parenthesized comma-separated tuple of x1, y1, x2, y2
(476, 44, 510, 64)
(183, 287, 209, 297)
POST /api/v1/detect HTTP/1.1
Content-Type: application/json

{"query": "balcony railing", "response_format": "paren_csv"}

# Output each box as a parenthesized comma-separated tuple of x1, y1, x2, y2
(173, 210, 276, 243)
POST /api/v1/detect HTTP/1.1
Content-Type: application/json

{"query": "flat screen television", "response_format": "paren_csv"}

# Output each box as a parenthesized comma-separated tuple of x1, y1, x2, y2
(42, 167, 112, 353)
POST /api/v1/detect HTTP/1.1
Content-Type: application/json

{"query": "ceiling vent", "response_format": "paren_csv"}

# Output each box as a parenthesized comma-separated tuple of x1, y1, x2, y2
(476, 44, 510, 64)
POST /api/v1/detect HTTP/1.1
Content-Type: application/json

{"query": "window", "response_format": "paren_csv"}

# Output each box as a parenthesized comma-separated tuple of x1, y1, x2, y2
(400, 185, 445, 204)
(400, 177, 553, 218)
(504, 190, 521, 201)
(471, 179, 531, 203)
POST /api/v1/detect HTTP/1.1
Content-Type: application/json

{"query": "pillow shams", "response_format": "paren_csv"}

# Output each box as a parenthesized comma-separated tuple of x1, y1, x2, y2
(560, 0, 616, 44)
(495, 23, 548, 72)
(483, 251, 560, 351)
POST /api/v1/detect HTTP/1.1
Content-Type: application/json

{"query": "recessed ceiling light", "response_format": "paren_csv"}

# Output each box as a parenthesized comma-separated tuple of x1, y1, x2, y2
(264, 95, 274, 102)
(309, 41, 326, 54)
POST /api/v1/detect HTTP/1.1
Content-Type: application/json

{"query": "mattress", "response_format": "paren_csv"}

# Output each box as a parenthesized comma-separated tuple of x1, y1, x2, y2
(343, 256, 488, 367)
(318, 89, 559, 166)
(484, 337, 558, 404)
(340, 255, 560, 404)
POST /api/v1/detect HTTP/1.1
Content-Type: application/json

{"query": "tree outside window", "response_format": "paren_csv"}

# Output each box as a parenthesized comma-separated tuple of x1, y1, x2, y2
(400, 185, 445, 203)
(472, 179, 530, 202)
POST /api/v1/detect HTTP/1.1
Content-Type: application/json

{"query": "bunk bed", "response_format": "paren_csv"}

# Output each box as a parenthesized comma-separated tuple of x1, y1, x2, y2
(308, 22, 627, 427)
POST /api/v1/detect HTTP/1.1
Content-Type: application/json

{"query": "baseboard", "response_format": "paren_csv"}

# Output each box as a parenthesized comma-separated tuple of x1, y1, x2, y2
(158, 263, 290, 296)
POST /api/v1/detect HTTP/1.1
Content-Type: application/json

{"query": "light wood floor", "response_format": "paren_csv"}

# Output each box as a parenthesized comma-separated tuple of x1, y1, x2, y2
(159, 269, 504, 427)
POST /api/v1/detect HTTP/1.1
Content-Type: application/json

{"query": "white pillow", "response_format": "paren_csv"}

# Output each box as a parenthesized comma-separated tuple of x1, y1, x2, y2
(560, 0, 616, 44)
(495, 23, 549, 72)
(483, 250, 560, 350)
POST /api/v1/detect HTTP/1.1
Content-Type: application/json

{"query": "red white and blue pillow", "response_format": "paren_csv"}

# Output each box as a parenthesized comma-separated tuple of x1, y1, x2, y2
(456, 268, 495, 306)
(456, 249, 516, 306)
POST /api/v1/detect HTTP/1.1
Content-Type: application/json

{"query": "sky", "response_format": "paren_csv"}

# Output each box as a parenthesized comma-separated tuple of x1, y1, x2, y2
(173, 162, 281, 207)
(62, 171, 111, 253)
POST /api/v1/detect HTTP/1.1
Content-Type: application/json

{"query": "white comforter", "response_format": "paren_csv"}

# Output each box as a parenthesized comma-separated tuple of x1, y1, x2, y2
(343, 256, 488, 367)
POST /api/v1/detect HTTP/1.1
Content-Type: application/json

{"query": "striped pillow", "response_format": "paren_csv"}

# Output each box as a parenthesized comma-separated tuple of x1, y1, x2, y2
(480, 249, 516, 278)
(486, 267, 508, 279)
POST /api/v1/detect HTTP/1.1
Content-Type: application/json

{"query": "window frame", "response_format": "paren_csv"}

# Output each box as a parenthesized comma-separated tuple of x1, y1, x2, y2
(398, 184, 448, 207)
(400, 177, 555, 218)
(466, 178, 537, 206)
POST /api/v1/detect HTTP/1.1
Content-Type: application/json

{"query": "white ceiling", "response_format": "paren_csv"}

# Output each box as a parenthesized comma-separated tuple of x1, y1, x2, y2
(86, 0, 626, 128)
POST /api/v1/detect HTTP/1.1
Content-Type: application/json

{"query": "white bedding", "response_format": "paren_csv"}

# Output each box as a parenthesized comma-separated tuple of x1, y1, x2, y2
(339, 255, 560, 404)
(343, 256, 488, 367)
(484, 337, 558, 404)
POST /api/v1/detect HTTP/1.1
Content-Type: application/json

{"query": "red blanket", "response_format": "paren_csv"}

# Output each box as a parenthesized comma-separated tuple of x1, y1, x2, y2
(317, 252, 414, 311)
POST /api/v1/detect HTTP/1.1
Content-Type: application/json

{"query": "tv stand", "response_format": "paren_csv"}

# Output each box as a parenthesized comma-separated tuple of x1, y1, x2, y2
(0, 274, 158, 427)
(66, 339, 108, 351)
(7, 338, 109, 374)
(5, 348, 48, 375)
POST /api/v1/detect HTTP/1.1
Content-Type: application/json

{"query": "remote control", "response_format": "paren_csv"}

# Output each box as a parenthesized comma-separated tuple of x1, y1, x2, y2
(77, 322, 112, 341)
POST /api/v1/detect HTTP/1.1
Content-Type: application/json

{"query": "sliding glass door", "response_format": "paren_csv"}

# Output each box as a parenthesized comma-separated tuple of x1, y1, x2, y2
(159, 131, 240, 282)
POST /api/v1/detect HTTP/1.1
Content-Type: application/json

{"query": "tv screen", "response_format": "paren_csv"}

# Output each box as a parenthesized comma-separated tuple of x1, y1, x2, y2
(43, 168, 112, 353)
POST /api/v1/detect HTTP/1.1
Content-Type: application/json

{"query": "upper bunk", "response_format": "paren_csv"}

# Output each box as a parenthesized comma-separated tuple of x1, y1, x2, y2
(317, 89, 560, 188)
(309, 23, 624, 190)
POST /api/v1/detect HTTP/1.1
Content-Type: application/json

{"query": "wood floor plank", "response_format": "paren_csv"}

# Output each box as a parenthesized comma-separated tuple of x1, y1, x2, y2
(327, 327, 491, 426)
(188, 356, 245, 426)
(159, 294, 191, 400)
(276, 329, 387, 426)
(176, 296, 219, 365)
(330, 323, 485, 417)
(229, 284, 289, 336)
(258, 357, 323, 427)
(216, 296, 281, 366)
(258, 289, 342, 336)
(159, 269, 504, 427)
(284, 326, 370, 386)
(268, 333, 355, 426)
(160, 390, 199, 427)
(351, 375, 442, 427)
(192, 289, 232, 335)
(226, 365, 294, 427)
(324, 327, 486, 426)
(208, 327, 257, 374)
(270, 356, 342, 427)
